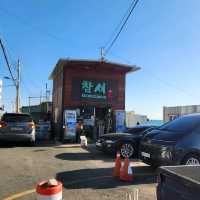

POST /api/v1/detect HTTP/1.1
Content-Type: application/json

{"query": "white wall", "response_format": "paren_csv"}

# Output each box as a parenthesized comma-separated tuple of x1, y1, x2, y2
(126, 111, 148, 127)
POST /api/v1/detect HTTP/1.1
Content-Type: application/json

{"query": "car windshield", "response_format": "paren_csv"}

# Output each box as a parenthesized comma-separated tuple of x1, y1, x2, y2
(2, 114, 32, 123)
(158, 115, 200, 132)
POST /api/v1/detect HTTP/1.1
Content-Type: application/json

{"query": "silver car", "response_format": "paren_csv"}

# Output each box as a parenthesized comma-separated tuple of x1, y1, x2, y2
(0, 113, 36, 144)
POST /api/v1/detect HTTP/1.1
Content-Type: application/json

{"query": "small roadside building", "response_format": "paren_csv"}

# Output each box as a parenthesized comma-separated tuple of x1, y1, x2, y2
(163, 105, 200, 122)
(49, 59, 140, 141)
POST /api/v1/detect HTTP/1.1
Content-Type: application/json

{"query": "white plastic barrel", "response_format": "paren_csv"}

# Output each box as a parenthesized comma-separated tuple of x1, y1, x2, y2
(80, 135, 87, 147)
(36, 179, 62, 200)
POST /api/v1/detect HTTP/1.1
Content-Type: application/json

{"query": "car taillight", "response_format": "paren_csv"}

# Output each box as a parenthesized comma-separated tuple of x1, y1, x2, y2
(28, 122, 35, 129)
(0, 121, 7, 128)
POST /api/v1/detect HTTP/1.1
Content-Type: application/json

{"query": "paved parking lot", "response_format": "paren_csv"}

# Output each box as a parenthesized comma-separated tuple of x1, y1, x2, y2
(0, 142, 157, 200)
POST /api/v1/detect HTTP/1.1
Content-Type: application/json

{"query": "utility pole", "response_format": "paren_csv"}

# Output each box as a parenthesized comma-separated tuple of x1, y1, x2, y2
(45, 83, 50, 102)
(16, 59, 20, 113)
(100, 47, 105, 61)
(45, 83, 48, 113)
(45, 83, 48, 101)
(40, 92, 42, 113)
(29, 96, 31, 113)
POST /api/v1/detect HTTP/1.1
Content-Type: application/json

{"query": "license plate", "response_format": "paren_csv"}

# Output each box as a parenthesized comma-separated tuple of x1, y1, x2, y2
(96, 142, 102, 147)
(11, 127, 23, 131)
(141, 152, 150, 158)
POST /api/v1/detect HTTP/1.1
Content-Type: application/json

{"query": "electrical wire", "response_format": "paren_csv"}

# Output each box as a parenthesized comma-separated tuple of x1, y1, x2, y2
(104, 0, 139, 55)
(109, 52, 200, 100)
(104, 0, 138, 49)
(0, 38, 16, 86)
(0, 35, 17, 68)
(21, 77, 40, 96)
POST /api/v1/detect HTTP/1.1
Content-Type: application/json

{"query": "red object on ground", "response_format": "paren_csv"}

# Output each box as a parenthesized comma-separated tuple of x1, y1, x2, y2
(112, 151, 121, 177)
(119, 157, 133, 182)
(36, 179, 62, 200)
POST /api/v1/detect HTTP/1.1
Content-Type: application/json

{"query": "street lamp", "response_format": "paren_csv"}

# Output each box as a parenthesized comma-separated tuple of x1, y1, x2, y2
(3, 76, 11, 80)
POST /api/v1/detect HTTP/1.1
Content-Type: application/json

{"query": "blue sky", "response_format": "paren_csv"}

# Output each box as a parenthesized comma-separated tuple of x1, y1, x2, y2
(0, 0, 200, 119)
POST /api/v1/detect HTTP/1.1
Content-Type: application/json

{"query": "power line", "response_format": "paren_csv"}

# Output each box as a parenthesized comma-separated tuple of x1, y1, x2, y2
(104, 0, 139, 55)
(21, 78, 39, 96)
(0, 35, 16, 66)
(0, 38, 16, 86)
(143, 69, 200, 99)
(104, 0, 137, 49)
(21, 72, 40, 89)
(109, 52, 200, 100)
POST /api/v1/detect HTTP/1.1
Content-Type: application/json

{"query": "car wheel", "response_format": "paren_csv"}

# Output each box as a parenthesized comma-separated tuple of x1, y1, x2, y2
(120, 143, 135, 158)
(30, 140, 36, 146)
(182, 154, 200, 165)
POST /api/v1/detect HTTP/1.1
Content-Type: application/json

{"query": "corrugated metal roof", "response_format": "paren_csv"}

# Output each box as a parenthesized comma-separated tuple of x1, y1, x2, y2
(49, 58, 141, 79)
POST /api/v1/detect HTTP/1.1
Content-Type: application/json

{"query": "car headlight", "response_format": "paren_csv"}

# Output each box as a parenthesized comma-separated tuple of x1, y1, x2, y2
(105, 140, 114, 144)
(161, 146, 173, 159)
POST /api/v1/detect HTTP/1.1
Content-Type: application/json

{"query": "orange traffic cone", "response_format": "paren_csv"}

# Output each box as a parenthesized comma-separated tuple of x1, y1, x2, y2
(112, 151, 121, 177)
(120, 157, 133, 182)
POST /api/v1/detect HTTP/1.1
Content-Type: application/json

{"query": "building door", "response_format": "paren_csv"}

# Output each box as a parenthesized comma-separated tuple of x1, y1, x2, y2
(169, 114, 178, 121)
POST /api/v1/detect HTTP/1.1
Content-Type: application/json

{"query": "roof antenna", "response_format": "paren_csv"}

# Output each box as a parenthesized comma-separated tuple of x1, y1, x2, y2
(100, 47, 105, 61)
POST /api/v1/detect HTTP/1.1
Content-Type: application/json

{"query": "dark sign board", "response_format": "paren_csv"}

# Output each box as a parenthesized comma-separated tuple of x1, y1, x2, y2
(72, 78, 119, 103)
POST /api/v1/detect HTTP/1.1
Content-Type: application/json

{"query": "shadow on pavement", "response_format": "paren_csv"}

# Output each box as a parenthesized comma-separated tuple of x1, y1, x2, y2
(0, 141, 31, 148)
(56, 166, 157, 190)
(55, 151, 113, 162)
(54, 145, 81, 149)
(0, 140, 59, 148)
(35, 140, 61, 147)
(55, 144, 115, 162)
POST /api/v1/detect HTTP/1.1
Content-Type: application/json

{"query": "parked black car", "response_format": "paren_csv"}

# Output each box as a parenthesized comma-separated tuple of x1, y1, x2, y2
(96, 125, 156, 158)
(140, 114, 200, 167)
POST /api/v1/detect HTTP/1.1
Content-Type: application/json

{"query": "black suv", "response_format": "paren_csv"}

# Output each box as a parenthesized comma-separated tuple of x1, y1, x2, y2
(140, 114, 200, 166)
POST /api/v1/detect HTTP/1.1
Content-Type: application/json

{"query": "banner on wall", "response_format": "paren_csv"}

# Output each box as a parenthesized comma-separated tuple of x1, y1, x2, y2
(64, 110, 77, 140)
(115, 110, 126, 133)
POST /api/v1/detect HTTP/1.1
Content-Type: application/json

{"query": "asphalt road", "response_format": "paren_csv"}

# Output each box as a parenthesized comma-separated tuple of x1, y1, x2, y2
(0, 142, 157, 200)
